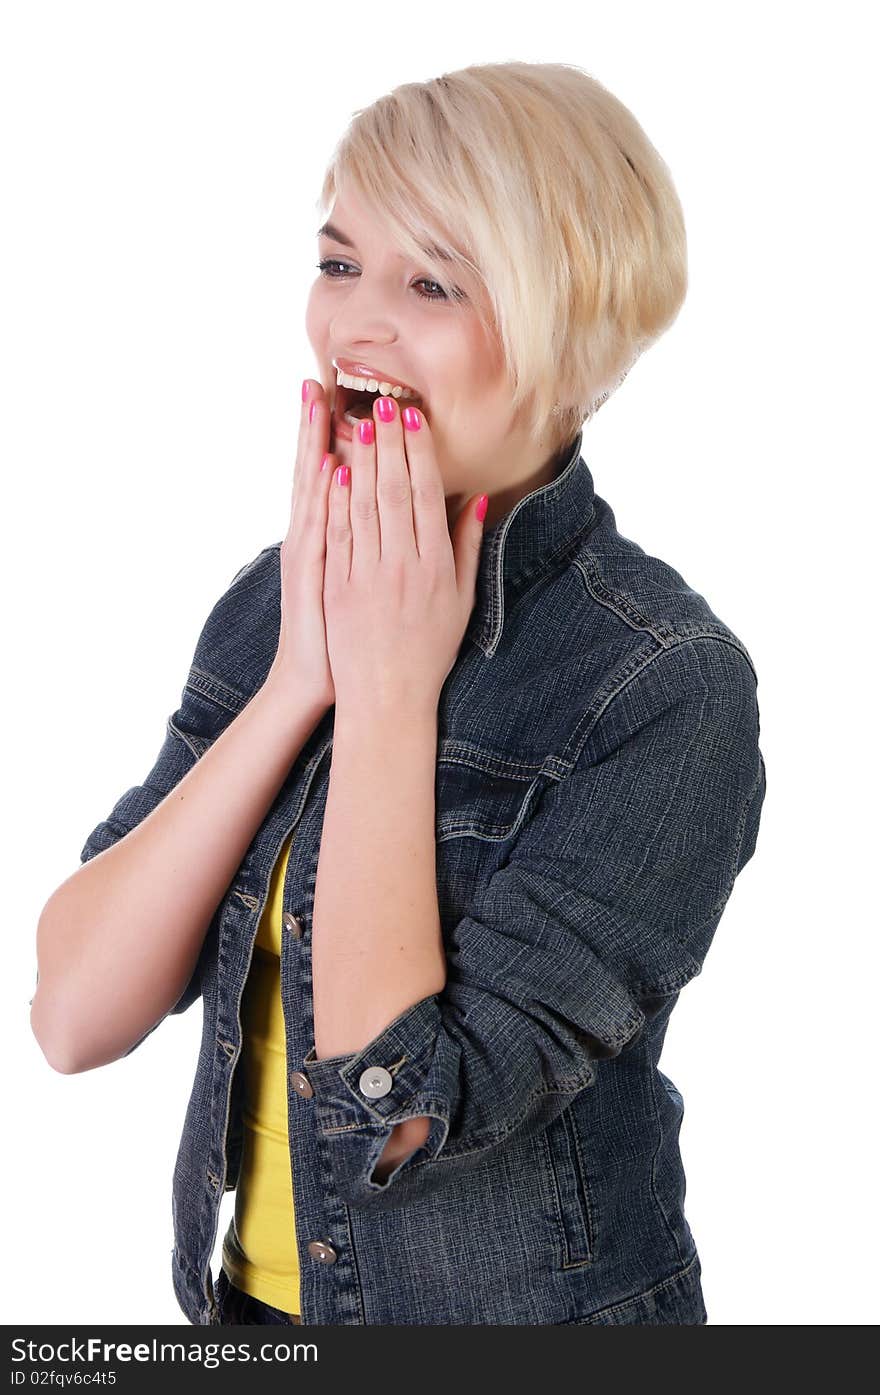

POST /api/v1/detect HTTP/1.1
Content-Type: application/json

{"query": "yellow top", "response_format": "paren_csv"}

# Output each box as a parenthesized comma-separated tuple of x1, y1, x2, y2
(221, 830, 301, 1315)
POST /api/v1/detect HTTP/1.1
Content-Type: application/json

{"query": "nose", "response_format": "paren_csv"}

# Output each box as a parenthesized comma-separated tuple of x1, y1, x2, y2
(328, 274, 401, 348)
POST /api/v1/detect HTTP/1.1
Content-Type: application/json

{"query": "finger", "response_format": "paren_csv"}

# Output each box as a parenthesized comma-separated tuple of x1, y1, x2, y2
(400, 404, 450, 561)
(291, 379, 329, 536)
(348, 415, 380, 566)
(287, 384, 335, 587)
(325, 461, 352, 586)
(311, 448, 336, 563)
(373, 395, 415, 559)
(450, 491, 490, 608)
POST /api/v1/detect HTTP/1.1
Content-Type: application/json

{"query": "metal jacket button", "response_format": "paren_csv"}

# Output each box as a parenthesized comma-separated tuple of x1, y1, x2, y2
(289, 1070, 314, 1098)
(358, 1065, 393, 1098)
(282, 912, 303, 939)
(307, 1239, 337, 1264)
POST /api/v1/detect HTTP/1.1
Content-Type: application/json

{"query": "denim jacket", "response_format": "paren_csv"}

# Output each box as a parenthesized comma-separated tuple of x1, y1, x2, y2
(79, 431, 766, 1326)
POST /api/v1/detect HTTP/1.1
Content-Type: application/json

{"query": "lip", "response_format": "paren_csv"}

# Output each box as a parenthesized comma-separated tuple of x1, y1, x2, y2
(332, 356, 419, 395)
(328, 358, 427, 447)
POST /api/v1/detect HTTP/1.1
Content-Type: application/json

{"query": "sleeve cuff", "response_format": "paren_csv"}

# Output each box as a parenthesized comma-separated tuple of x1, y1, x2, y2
(301, 994, 451, 1205)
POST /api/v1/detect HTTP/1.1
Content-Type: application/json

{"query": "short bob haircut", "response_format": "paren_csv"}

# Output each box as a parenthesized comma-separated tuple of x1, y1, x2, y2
(316, 60, 688, 458)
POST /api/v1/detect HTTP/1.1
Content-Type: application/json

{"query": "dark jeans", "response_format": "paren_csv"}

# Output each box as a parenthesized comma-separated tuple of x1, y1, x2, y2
(213, 1266, 302, 1325)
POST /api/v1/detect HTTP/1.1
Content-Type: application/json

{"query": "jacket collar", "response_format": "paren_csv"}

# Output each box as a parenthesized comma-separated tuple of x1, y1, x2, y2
(466, 429, 595, 657)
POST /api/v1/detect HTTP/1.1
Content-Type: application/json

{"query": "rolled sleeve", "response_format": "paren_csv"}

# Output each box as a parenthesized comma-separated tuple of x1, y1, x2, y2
(302, 637, 767, 1211)
(302, 996, 450, 1200)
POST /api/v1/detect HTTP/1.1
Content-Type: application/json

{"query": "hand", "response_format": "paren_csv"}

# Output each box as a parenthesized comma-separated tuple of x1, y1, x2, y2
(323, 395, 488, 714)
(268, 379, 337, 709)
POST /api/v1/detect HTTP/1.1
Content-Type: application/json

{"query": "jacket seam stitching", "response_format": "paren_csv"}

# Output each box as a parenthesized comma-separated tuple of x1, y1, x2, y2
(580, 1250, 701, 1324)
(572, 553, 758, 679)
(561, 633, 757, 772)
(573, 553, 675, 642)
(185, 665, 247, 716)
(167, 714, 203, 762)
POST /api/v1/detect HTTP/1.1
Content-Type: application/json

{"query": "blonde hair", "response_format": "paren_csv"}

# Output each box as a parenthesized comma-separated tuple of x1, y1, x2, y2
(316, 61, 688, 456)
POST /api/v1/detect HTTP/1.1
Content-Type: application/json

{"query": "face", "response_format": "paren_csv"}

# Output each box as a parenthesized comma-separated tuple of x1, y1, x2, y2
(306, 183, 559, 532)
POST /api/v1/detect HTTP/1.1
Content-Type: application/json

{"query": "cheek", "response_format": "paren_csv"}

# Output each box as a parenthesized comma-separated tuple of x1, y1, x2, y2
(304, 287, 322, 345)
(305, 282, 336, 349)
(459, 341, 509, 415)
(453, 373, 508, 426)
(431, 396, 504, 456)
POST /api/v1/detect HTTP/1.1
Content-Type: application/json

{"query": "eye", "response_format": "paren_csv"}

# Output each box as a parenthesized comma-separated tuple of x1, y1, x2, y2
(316, 260, 455, 303)
(316, 259, 352, 279)
(413, 278, 448, 302)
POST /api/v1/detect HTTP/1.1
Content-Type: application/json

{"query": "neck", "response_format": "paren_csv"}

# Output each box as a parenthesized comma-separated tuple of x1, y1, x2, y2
(445, 433, 574, 533)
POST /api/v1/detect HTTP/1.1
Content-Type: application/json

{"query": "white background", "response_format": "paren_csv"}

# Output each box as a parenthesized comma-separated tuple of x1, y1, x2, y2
(3, 0, 876, 1326)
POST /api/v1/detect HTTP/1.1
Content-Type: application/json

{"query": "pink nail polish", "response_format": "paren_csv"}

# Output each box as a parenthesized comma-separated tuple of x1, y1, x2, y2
(321, 453, 331, 471)
(302, 380, 310, 402)
(377, 396, 396, 423)
(476, 494, 489, 522)
(402, 406, 421, 431)
(335, 465, 350, 487)
(359, 418, 374, 446)
(309, 401, 317, 423)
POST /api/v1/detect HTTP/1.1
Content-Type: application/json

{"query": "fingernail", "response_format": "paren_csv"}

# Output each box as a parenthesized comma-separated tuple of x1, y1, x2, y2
(335, 465, 350, 487)
(359, 418, 374, 445)
(302, 380, 310, 402)
(309, 401, 317, 423)
(476, 494, 489, 523)
(402, 406, 421, 432)
(321, 453, 331, 471)
(377, 396, 396, 423)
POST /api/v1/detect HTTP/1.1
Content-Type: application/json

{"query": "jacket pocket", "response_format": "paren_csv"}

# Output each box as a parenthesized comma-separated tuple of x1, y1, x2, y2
(540, 1100, 596, 1268)
(434, 741, 548, 843)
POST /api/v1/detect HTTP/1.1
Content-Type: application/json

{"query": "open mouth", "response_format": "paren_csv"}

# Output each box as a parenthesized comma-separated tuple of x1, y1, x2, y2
(332, 381, 427, 425)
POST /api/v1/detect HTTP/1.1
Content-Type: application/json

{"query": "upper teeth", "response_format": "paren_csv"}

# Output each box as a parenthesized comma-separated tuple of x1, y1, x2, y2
(335, 368, 418, 399)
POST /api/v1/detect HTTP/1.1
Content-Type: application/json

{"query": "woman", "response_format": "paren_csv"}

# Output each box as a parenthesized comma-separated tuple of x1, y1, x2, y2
(32, 61, 766, 1326)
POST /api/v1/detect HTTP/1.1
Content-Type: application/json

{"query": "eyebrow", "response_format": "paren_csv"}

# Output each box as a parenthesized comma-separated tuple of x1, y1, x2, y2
(317, 220, 453, 263)
(317, 221, 355, 248)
